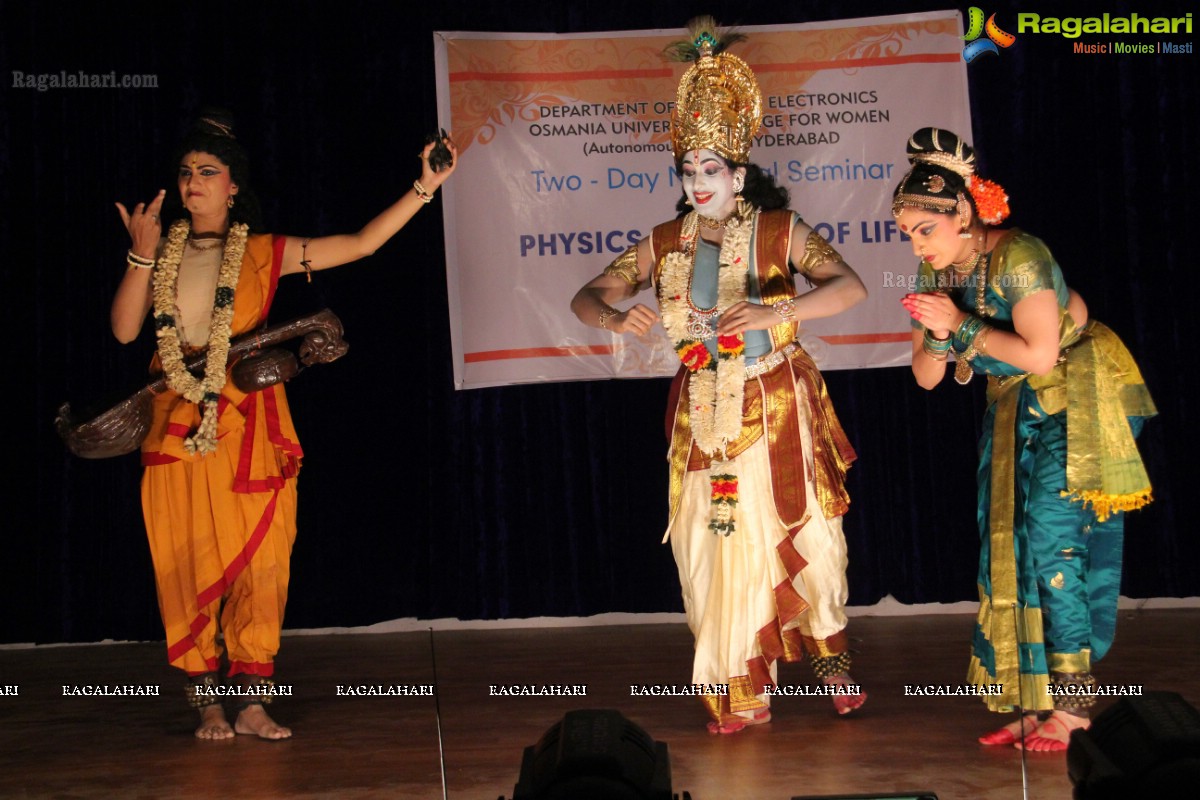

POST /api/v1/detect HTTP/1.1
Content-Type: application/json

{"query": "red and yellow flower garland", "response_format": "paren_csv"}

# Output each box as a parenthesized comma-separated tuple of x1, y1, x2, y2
(659, 206, 754, 535)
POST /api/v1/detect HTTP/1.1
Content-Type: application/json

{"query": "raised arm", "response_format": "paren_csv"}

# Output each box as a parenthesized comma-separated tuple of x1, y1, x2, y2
(111, 190, 165, 343)
(570, 237, 659, 335)
(278, 135, 458, 277)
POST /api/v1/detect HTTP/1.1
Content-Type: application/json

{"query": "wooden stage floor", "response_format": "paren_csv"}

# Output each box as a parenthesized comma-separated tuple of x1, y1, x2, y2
(1, 609, 1196, 799)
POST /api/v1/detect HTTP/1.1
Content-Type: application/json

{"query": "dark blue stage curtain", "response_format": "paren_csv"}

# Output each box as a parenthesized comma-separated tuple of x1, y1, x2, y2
(5, 0, 1194, 644)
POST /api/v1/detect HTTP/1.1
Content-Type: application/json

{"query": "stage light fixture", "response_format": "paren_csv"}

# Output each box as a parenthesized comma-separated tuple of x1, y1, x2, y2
(505, 709, 687, 800)
(1068, 690, 1200, 798)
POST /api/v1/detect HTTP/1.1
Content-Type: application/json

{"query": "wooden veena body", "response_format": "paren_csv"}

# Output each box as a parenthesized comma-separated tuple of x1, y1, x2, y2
(56, 308, 348, 459)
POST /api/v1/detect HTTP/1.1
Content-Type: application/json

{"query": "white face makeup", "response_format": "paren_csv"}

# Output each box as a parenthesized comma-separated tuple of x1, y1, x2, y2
(681, 149, 744, 220)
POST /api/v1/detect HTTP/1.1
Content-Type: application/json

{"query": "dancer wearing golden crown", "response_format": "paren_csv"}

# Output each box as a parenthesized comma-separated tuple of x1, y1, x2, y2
(572, 19, 867, 733)
(896, 127, 1155, 751)
(111, 111, 456, 739)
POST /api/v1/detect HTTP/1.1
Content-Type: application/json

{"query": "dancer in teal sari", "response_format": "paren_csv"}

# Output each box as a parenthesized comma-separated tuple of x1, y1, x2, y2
(895, 128, 1155, 752)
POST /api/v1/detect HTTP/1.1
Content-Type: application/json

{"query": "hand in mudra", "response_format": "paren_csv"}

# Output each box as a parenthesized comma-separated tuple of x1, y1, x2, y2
(902, 292, 966, 338)
(717, 301, 784, 335)
(116, 189, 166, 258)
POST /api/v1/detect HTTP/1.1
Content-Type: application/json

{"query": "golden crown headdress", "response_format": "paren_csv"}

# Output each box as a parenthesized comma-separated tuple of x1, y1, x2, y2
(666, 16, 762, 164)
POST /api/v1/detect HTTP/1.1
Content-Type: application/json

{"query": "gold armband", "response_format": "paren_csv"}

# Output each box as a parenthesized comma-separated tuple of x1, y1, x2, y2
(794, 230, 843, 275)
(602, 245, 641, 288)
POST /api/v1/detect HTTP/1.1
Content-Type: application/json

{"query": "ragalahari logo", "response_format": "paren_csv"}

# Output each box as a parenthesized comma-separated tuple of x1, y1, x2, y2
(963, 7, 1017, 62)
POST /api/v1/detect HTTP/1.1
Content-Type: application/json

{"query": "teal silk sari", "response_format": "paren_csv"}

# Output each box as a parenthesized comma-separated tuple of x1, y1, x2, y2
(915, 230, 1155, 711)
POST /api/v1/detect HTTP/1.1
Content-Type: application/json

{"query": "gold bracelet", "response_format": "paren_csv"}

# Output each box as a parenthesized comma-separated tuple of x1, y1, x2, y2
(975, 325, 993, 355)
(772, 297, 797, 322)
(598, 308, 619, 329)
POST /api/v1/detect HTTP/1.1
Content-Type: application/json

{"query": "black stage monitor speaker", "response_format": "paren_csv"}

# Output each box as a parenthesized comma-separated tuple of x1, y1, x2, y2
(1067, 690, 1200, 798)
(791, 794, 937, 799)
(510, 709, 678, 800)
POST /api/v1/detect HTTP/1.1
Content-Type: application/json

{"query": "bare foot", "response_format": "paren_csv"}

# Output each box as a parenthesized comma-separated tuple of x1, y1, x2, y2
(978, 713, 1039, 745)
(195, 705, 235, 740)
(706, 709, 771, 735)
(234, 705, 293, 740)
(825, 674, 866, 715)
(1016, 710, 1088, 752)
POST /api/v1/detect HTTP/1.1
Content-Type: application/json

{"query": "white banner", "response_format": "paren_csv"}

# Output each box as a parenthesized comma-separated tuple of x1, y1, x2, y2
(435, 12, 971, 389)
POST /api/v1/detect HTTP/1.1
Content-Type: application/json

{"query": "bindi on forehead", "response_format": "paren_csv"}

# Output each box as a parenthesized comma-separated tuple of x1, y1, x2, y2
(684, 149, 724, 165)
(181, 152, 225, 171)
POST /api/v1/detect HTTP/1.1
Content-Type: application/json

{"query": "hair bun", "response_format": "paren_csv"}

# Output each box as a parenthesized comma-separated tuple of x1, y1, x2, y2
(193, 108, 237, 139)
(906, 127, 974, 177)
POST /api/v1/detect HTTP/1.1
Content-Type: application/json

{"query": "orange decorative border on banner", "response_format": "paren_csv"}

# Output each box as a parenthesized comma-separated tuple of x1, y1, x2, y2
(754, 53, 961, 72)
(452, 53, 960, 83)
(450, 68, 673, 83)
(465, 345, 616, 363)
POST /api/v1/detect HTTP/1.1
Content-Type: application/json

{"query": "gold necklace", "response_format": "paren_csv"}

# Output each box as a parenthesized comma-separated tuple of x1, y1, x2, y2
(950, 246, 983, 275)
(974, 251, 990, 317)
(187, 232, 226, 252)
(952, 236, 993, 385)
(950, 227, 986, 274)
(684, 264, 719, 339)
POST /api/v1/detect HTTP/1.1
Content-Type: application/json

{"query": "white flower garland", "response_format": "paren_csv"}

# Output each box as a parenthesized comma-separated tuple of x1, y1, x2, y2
(658, 208, 753, 456)
(152, 220, 248, 455)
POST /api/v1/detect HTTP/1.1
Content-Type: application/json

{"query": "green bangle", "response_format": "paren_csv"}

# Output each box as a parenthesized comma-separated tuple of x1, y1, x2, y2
(954, 315, 987, 351)
(923, 329, 952, 349)
(922, 329, 952, 360)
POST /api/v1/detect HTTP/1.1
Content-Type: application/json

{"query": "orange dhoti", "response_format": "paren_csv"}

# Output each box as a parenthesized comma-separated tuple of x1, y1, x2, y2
(140, 233, 301, 677)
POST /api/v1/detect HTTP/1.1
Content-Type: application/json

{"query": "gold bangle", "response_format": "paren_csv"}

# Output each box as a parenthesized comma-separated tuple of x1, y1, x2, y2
(975, 325, 993, 355)
(598, 308, 619, 329)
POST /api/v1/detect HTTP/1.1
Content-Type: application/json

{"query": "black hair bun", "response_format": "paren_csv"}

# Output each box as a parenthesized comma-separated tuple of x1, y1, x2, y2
(906, 127, 975, 176)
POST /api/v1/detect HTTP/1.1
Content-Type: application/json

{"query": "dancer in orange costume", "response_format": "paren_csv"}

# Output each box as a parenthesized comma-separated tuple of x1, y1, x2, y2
(113, 111, 455, 739)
